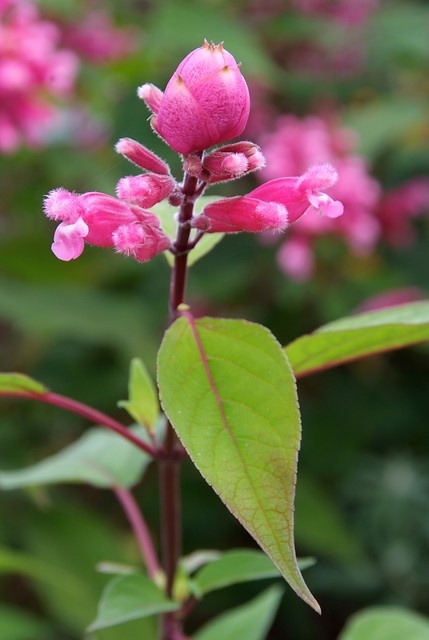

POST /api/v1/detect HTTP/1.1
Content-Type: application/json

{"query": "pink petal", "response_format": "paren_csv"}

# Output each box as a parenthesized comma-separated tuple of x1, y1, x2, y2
(51, 217, 89, 261)
(249, 178, 310, 222)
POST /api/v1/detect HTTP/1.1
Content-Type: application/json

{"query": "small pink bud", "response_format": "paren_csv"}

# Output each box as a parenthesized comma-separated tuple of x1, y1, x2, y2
(247, 149, 266, 172)
(202, 151, 248, 183)
(51, 217, 89, 261)
(152, 41, 250, 154)
(43, 188, 84, 223)
(202, 142, 265, 183)
(137, 83, 164, 113)
(202, 142, 265, 184)
(113, 222, 170, 262)
(192, 196, 288, 233)
(212, 141, 265, 163)
(115, 137, 170, 175)
(116, 174, 175, 208)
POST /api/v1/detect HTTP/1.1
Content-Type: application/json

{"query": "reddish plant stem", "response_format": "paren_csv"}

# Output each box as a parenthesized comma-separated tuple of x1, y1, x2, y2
(0, 390, 157, 457)
(160, 169, 201, 640)
(113, 485, 161, 580)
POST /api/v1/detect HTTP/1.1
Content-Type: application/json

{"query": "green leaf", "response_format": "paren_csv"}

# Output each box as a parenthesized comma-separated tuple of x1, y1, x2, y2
(192, 549, 313, 597)
(0, 372, 46, 395)
(0, 425, 151, 490)
(118, 358, 159, 430)
(88, 574, 178, 632)
(193, 585, 284, 640)
(285, 301, 429, 379)
(338, 606, 429, 640)
(158, 315, 319, 613)
(88, 616, 158, 640)
(0, 605, 50, 640)
(152, 196, 224, 267)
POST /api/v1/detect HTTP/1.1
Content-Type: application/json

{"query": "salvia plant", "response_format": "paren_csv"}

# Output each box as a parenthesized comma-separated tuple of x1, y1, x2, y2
(1, 41, 429, 640)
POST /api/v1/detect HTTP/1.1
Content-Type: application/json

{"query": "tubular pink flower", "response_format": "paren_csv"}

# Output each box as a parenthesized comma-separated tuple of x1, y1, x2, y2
(116, 174, 175, 209)
(249, 163, 344, 222)
(79, 192, 141, 246)
(44, 188, 167, 262)
(191, 197, 288, 233)
(149, 41, 250, 154)
(113, 223, 170, 262)
(115, 137, 170, 175)
(51, 217, 89, 261)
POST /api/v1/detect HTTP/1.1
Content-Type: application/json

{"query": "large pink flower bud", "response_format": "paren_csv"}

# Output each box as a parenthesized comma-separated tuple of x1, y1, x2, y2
(148, 41, 250, 155)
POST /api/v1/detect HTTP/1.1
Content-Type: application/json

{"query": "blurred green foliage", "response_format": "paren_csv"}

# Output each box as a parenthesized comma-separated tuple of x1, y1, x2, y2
(1, 0, 429, 638)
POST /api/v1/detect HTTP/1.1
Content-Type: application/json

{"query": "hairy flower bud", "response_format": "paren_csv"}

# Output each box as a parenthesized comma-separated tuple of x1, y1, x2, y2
(113, 223, 170, 262)
(192, 197, 289, 233)
(149, 41, 250, 154)
(203, 151, 249, 182)
(116, 174, 175, 208)
(115, 137, 170, 175)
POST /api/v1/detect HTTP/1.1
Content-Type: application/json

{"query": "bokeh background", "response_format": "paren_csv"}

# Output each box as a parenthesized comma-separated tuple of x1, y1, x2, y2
(1, 0, 429, 638)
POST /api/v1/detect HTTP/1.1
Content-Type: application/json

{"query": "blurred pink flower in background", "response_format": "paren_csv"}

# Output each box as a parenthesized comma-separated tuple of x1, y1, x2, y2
(258, 115, 429, 280)
(258, 115, 381, 279)
(61, 10, 136, 63)
(292, 0, 380, 25)
(0, 0, 78, 152)
(0, 0, 135, 153)
(376, 177, 429, 247)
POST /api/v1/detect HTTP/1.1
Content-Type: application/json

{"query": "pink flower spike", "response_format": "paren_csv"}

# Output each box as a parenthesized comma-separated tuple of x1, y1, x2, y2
(115, 137, 170, 175)
(137, 83, 164, 113)
(51, 217, 88, 261)
(116, 174, 175, 209)
(192, 197, 289, 233)
(43, 188, 84, 222)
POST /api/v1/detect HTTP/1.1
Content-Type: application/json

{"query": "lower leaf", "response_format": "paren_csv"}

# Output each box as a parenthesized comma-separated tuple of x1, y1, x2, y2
(87, 574, 178, 632)
(158, 314, 319, 613)
(192, 585, 284, 640)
